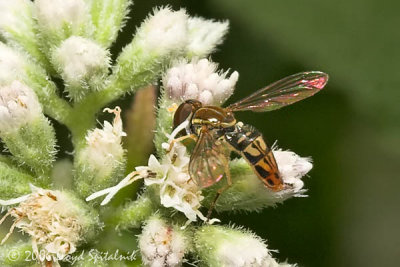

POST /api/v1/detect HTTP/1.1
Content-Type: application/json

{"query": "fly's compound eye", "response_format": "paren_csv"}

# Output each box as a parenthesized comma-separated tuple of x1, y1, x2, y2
(173, 100, 202, 130)
(173, 103, 194, 130)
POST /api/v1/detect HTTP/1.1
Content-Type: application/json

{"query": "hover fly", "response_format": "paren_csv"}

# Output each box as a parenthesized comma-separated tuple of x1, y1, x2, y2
(171, 71, 328, 215)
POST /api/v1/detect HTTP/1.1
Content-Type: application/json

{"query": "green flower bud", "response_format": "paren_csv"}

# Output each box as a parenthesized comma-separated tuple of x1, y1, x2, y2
(0, 158, 34, 199)
(105, 7, 189, 101)
(52, 36, 111, 101)
(187, 17, 229, 58)
(0, 42, 71, 124)
(90, 0, 132, 48)
(113, 194, 155, 231)
(34, 0, 94, 51)
(0, 81, 57, 180)
(194, 225, 292, 267)
(0, 0, 51, 71)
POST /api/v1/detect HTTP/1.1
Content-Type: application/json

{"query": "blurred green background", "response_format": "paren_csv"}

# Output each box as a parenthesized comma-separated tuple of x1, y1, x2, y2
(61, 0, 399, 266)
(117, 1, 400, 266)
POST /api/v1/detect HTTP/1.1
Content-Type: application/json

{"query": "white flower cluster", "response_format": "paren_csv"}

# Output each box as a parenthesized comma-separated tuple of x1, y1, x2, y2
(87, 139, 208, 224)
(80, 107, 126, 174)
(134, 7, 229, 59)
(0, 0, 32, 37)
(0, 187, 86, 262)
(0, 43, 24, 85)
(139, 217, 187, 267)
(52, 36, 110, 96)
(274, 149, 312, 193)
(0, 81, 42, 133)
(163, 58, 239, 105)
(34, 0, 89, 31)
(53, 36, 110, 82)
(187, 17, 229, 57)
(136, 7, 188, 55)
(142, 142, 206, 222)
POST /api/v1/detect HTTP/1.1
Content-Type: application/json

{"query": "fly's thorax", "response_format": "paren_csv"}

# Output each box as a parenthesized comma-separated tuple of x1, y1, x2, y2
(191, 106, 236, 129)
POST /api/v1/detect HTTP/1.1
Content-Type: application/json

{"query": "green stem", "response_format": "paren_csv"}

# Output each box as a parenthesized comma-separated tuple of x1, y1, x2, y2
(64, 108, 97, 151)
(24, 63, 73, 125)
(66, 60, 164, 149)
(108, 194, 155, 230)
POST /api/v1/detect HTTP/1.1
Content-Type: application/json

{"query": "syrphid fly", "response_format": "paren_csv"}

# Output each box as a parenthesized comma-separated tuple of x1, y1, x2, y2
(171, 71, 328, 216)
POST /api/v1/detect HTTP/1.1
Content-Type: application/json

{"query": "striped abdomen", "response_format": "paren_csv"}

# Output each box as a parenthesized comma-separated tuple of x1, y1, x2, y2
(224, 124, 283, 191)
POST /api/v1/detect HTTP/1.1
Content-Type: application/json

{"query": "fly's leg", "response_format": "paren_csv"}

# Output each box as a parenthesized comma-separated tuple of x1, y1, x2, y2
(206, 164, 232, 220)
(167, 134, 197, 152)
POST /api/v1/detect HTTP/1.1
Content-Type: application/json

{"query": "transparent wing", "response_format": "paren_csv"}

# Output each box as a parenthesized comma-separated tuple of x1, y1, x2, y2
(227, 71, 328, 112)
(189, 129, 230, 189)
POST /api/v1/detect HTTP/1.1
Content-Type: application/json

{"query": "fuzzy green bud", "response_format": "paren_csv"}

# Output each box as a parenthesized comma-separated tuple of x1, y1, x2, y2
(101, 7, 188, 103)
(34, 0, 94, 52)
(0, 81, 57, 180)
(112, 194, 155, 230)
(0, 0, 51, 71)
(90, 0, 132, 48)
(0, 158, 34, 199)
(0, 42, 71, 124)
(0, 43, 25, 86)
(187, 17, 229, 58)
(194, 225, 291, 267)
(52, 36, 111, 101)
(71, 7, 191, 119)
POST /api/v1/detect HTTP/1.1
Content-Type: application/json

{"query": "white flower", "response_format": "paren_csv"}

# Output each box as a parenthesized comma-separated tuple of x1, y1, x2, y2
(187, 17, 229, 57)
(86, 131, 210, 223)
(80, 107, 126, 175)
(143, 139, 222, 224)
(0, 186, 96, 263)
(34, 0, 90, 32)
(0, 43, 25, 85)
(163, 58, 239, 105)
(0, 81, 42, 133)
(139, 216, 187, 267)
(155, 142, 204, 222)
(195, 225, 293, 267)
(0, 0, 33, 37)
(136, 7, 188, 54)
(274, 149, 313, 193)
(52, 36, 110, 97)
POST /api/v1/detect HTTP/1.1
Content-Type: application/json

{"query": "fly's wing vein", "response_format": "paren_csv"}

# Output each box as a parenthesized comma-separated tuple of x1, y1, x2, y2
(189, 129, 230, 188)
(227, 71, 328, 112)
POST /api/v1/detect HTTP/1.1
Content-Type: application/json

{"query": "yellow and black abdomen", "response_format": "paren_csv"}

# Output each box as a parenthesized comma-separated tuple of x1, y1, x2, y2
(224, 124, 283, 191)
